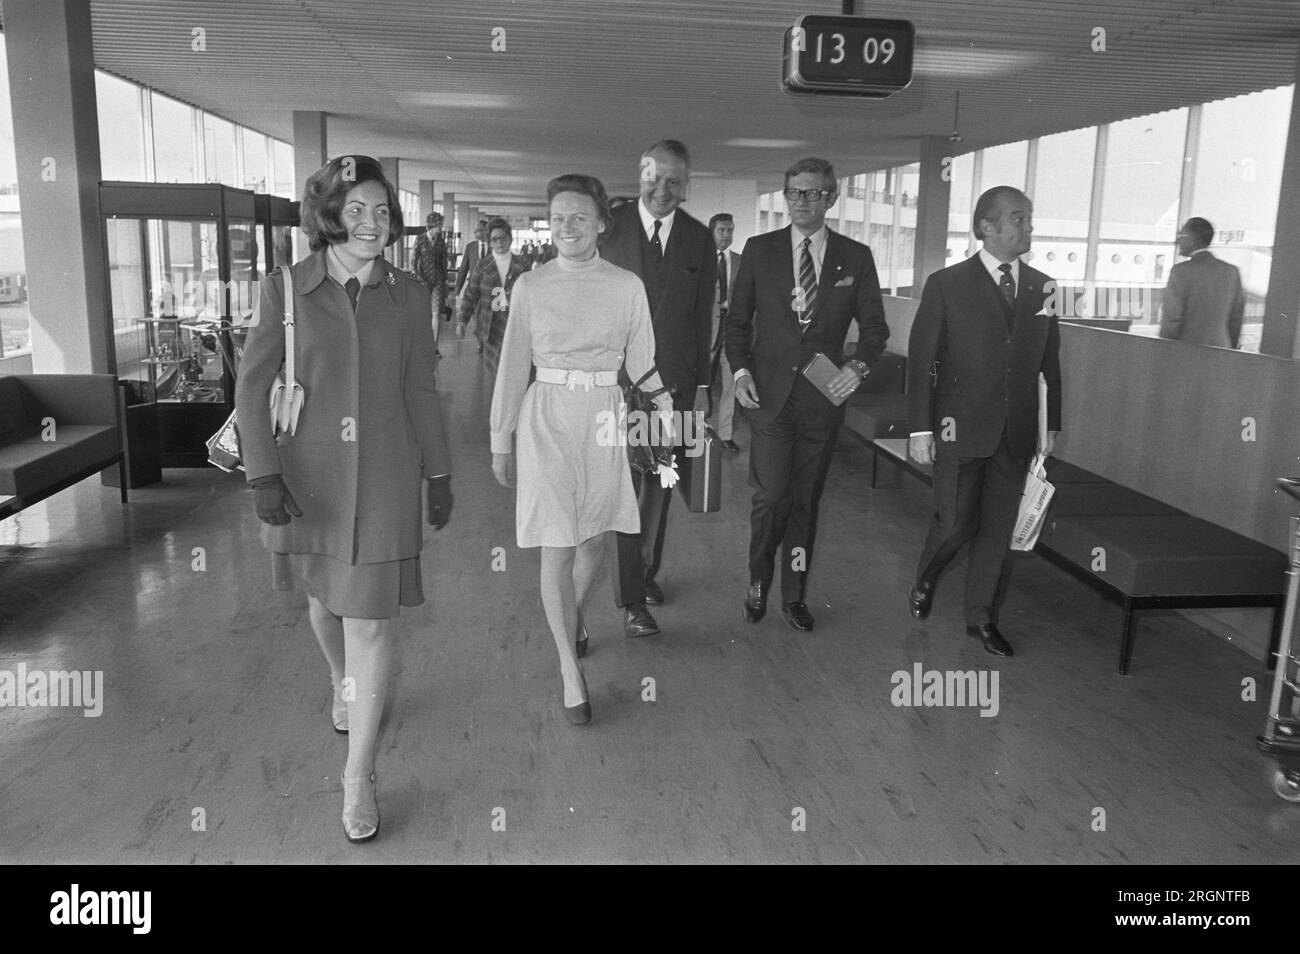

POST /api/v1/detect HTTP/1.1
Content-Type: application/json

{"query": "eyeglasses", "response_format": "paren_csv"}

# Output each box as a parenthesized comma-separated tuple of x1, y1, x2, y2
(783, 188, 833, 203)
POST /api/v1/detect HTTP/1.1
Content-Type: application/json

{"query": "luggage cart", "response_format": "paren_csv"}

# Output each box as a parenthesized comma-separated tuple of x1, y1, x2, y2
(1257, 477, 1300, 802)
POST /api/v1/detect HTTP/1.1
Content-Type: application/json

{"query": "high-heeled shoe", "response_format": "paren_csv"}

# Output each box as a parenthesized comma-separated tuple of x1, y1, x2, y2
(562, 669, 591, 726)
(575, 618, 589, 659)
(341, 772, 379, 843)
(330, 678, 348, 735)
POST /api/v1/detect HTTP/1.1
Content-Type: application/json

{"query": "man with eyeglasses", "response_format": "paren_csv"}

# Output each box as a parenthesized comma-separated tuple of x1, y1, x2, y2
(1159, 217, 1245, 349)
(726, 157, 889, 631)
(600, 139, 715, 639)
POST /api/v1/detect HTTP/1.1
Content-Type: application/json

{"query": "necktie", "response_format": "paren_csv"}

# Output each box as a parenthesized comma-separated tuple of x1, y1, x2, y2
(651, 220, 663, 260)
(717, 252, 728, 304)
(798, 237, 817, 327)
(345, 277, 360, 312)
(998, 263, 1016, 311)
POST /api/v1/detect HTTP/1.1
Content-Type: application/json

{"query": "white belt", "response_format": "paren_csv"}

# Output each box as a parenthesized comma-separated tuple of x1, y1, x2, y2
(535, 367, 620, 391)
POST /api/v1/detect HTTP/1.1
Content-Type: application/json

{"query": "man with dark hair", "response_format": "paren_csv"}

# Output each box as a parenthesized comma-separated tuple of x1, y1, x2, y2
(456, 219, 489, 350)
(727, 156, 889, 631)
(1160, 216, 1246, 348)
(707, 212, 741, 452)
(600, 138, 716, 638)
(411, 211, 449, 356)
(906, 185, 1062, 657)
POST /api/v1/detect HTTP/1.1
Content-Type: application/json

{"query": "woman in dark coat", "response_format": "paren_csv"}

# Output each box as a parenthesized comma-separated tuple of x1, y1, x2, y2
(456, 216, 528, 375)
(235, 155, 454, 844)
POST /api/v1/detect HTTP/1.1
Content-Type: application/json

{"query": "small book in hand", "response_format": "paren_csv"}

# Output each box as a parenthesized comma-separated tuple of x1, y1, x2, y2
(800, 352, 850, 406)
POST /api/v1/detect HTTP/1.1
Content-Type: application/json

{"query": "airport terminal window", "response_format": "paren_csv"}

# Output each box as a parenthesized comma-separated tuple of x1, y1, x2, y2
(979, 140, 1029, 194)
(1029, 127, 1093, 284)
(0, 35, 27, 357)
(1095, 107, 1188, 331)
(241, 129, 268, 193)
(151, 92, 199, 183)
(1188, 85, 1293, 352)
(96, 71, 146, 180)
(202, 113, 238, 186)
(272, 139, 293, 198)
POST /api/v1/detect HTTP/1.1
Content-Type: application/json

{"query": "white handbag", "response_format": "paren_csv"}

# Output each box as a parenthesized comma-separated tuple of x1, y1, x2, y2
(268, 265, 305, 436)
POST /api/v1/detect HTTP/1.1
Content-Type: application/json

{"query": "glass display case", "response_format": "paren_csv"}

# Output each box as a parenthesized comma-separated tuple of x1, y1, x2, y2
(253, 193, 299, 277)
(101, 182, 256, 468)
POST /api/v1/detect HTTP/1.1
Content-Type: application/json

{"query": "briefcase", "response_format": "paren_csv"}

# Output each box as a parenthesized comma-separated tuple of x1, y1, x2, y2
(678, 432, 722, 513)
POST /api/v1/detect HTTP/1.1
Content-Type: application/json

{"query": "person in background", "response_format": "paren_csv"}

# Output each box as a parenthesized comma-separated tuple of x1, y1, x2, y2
(707, 212, 741, 453)
(1159, 216, 1246, 349)
(456, 219, 489, 349)
(458, 216, 528, 377)
(906, 185, 1062, 658)
(727, 157, 889, 632)
(235, 155, 454, 844)
(490, 173, 672, 725)
(411, 211, 448, 357)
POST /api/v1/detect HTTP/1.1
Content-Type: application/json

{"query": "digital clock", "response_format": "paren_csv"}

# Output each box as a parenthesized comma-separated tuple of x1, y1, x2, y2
(782, 15, 915, 97)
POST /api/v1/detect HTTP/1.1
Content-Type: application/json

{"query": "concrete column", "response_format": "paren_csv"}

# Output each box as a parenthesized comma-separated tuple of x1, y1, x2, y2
(418, 179, 437, 221)
(913, 137, 953, 289)
(443, 191, 456, 234)
(291, 111, 327, 198)
(5, 0, 110, 373)
(1261, 47, 1300, 357)
(1084, 124, 1109, 286)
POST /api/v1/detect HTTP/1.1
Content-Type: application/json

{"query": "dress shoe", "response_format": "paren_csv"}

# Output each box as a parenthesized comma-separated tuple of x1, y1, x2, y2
(908, 579, 936, 620)
(330, 677, 348, 735)
(720, 438, 740, 453)
(624, 603, 660, 638)
(781, 601, 815, 631)
(341, 772, 379, 843)
(741, 580, 768, 623)
(644, 577, 665, 605)
(967, 623, 1014, 657)
(562, 669, 591, 725)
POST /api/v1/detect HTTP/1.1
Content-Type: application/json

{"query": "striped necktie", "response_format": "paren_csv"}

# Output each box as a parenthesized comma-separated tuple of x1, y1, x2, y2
(798, 237, 817, 327)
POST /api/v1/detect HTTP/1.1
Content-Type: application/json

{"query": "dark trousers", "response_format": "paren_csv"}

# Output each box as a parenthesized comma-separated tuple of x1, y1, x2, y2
(915, 433, 1028, 627)
(748, 376, 842, 602)
(613, 467, 673, 606)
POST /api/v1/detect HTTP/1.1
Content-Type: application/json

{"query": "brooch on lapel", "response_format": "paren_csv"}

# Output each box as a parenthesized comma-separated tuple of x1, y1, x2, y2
(386, 272, 396, 286)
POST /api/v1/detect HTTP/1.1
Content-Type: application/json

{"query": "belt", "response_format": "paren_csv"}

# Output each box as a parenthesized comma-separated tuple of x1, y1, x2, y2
(535, 367, 620, 391)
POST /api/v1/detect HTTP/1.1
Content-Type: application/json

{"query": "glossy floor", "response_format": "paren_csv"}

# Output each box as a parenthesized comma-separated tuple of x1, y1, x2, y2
(2, 337, 1297, 863)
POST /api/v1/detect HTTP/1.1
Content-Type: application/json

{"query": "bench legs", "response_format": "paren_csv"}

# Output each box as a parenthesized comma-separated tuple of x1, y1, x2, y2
(870, 445, 879, 489)
(1118, 597, 1136, 676)
(118, 453, 128, 503)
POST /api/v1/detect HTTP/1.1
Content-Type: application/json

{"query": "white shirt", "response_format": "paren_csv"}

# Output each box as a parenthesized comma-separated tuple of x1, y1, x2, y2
(326, 246, 377, 288)
(791, 224, 829, 287)
(637, 199, 676, 250)
(910, 246, 1020, 438)
(492, 251, 513, 282)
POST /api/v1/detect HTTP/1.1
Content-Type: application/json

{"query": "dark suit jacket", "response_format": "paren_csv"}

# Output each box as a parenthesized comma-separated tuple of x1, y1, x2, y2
(724, 226, 889, 425)
(1159, 250, 1245, 349)
(599, 202, 715, 398)
(455, 240, 486, 295)
(711, 248, 741, 358)
(907, 254, 1061, 460)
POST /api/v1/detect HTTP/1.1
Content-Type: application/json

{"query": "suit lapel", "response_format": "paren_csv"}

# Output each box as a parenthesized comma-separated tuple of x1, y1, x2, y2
(1012, 261, 1040, 334)
(968, 256, 1011, 333)
(804, 231, 843, 330)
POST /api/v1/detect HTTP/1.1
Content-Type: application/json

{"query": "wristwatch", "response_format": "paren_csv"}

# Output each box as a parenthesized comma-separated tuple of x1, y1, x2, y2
(847, 359, 870, 379)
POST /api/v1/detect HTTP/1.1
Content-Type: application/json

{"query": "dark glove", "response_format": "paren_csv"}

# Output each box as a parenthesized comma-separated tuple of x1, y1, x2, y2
(249, 474, 302, 526)
(426, 475, 453, 529)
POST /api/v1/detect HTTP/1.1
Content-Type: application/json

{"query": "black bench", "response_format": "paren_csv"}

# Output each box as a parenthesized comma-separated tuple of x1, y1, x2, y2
(849, 428, 1285, 674)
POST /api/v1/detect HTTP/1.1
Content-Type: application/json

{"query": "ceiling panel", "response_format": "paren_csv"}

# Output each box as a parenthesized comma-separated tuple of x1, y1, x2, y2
(4, 0, 1297, 213)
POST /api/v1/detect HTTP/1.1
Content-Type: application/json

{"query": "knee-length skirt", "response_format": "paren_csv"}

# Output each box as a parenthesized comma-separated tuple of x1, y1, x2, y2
(515, 380, 640, 548)
(272, 551, 424, 620)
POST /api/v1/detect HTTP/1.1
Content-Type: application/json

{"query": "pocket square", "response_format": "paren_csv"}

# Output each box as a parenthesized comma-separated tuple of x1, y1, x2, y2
(834, 276, 854, 287)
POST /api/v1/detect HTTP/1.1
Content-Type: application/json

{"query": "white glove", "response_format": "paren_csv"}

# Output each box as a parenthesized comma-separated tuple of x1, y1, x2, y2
(656, 453, 680, 489)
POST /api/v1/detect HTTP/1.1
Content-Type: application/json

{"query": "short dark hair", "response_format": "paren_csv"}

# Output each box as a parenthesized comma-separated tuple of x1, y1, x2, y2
(485, 216, 512, 240)
(972, 186, 1027, 238)
(426, 211, 443, 227)
(709, 213, 734, 230)
(644, 139, 691, 167)
(546, 173, 612, 225)
(784, 157, 837, 194)
(300, 155, 404, 252)
(1182, 217, 1214, 246)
